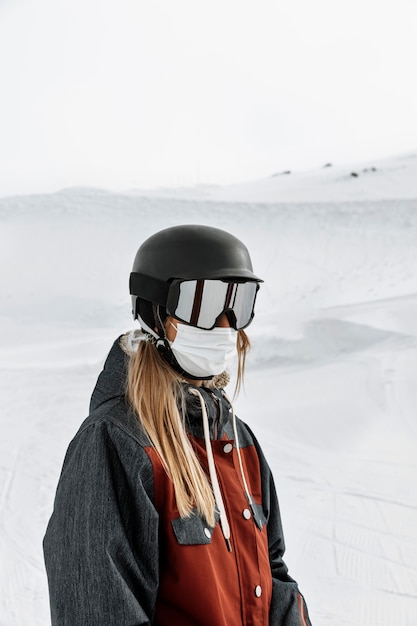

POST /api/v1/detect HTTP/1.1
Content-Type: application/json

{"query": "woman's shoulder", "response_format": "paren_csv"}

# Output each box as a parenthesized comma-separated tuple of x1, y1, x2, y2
(58, 404, 154, 492)
(78, 398, 152, 451)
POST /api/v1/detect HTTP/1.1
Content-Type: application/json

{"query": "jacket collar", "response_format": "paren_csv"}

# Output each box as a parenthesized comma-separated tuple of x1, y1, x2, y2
(89, 336, 231, 439)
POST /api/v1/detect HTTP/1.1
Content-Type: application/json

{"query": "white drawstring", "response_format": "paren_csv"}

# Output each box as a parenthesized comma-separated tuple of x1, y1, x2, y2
(189, 387, 261, 549)
(222, 391, 256, 512)
(189, 388, 232, 552)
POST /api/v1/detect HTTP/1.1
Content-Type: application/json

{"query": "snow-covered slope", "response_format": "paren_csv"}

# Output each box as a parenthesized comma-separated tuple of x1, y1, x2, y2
(1, 153, 417, 625)
(138, 152, 417, 203)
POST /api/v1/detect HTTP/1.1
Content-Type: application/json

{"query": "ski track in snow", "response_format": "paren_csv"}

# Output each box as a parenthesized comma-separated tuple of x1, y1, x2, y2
(237, 330, 417, 626)
(1, 187, 417, 625)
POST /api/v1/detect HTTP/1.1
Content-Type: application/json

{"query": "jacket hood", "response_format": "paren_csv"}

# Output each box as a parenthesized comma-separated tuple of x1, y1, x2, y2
(89, 337, 129, 413)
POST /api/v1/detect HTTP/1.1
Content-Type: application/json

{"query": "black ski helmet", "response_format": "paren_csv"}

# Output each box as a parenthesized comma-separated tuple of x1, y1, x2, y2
(129, 224, 262, 319)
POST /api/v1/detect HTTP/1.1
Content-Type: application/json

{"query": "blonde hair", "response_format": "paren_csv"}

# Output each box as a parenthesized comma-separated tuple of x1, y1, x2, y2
(126, 330, 249, 526)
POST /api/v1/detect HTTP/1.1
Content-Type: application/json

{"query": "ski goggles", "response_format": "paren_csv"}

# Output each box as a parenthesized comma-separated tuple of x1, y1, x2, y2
(166, 279, 260, 330)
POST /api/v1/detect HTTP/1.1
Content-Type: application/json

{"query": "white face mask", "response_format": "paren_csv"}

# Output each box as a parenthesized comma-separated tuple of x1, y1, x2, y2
(168, 323, 238, 378)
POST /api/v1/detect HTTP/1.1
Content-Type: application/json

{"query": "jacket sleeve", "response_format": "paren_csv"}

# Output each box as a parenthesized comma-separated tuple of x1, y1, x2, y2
(43, 418, 159, 626)
(249, 428, 312, 626)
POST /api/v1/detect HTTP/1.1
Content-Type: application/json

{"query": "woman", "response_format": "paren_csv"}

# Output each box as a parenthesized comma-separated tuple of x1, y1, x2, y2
(43, 224, 311, 625)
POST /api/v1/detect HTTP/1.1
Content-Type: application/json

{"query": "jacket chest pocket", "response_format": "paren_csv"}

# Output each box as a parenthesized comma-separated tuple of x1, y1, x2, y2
(171, 510, 219, 545)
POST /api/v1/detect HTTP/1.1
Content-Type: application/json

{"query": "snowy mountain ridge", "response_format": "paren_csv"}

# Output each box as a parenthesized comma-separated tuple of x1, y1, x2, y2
(128, 151, 417, 203)
(1, 151, 417, 208)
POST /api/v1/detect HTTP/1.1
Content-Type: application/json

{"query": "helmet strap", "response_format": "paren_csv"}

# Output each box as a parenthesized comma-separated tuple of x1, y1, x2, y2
(137, 313, 159, 340)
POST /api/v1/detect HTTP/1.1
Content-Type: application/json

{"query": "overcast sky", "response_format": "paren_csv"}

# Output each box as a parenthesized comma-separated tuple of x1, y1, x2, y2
(1, 0, 416, 195)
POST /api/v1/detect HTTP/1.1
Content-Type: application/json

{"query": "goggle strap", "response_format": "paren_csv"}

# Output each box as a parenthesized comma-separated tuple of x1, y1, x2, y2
(130, 272, 170, 305)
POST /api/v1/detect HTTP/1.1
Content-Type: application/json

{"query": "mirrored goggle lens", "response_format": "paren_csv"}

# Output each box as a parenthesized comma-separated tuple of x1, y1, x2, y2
(167, 279, 259, 330)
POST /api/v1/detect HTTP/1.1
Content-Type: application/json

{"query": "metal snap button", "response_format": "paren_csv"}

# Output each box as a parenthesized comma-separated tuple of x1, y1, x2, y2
(223, 443, 233, 454)
(204, 527, 211, 539)
(255, 585, 262, 597)
(242, 508, 251, 520)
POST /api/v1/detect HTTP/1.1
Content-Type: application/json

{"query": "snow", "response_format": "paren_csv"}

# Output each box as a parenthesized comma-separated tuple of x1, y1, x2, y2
(131, 152, 417, 203)
(1, 153, 417, 625)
